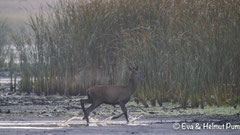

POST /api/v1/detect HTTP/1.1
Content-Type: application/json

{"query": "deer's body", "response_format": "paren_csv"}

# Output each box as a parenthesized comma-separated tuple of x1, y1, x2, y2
(88, 85, 131, 105)
(80, 66, 143, 123)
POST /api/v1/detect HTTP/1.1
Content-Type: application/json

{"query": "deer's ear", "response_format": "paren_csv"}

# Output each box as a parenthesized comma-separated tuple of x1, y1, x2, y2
(128, 66, 132, 70)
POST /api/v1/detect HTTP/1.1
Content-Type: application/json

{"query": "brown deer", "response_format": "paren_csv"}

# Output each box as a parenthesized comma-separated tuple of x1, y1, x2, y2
(80, 64, 144, 123)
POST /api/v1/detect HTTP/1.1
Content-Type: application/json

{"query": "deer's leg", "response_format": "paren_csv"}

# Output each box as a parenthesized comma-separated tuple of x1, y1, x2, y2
(84, 102, 101, 123)
(111, 113, 124, 120)
(119, 103, 129, 122)
(80, 99, 91, 122)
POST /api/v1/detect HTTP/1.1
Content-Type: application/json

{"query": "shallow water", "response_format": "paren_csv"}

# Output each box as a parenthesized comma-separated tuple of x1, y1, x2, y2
(0, 119, 239, 135)
(0, 77, 21, 84)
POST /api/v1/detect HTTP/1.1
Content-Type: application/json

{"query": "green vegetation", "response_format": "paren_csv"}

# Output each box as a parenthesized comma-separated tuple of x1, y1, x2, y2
(12, 0, 240, 108)
(127, 102, 239, 116)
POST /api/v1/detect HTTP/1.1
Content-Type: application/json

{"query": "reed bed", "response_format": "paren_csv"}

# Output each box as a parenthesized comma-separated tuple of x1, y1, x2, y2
(12, 0, 240, 108)
(0, 20, 8, 67)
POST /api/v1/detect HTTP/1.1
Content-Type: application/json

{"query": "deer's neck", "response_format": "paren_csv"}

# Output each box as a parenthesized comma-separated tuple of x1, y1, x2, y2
(128, 78, 137, 95)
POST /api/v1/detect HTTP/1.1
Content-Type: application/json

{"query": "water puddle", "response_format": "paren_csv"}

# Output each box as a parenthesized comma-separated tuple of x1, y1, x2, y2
(0, 126, 63, 130)
(0, 118, 195, 129)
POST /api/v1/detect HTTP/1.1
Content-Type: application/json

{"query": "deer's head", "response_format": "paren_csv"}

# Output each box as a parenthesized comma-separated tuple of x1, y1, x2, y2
(128, 65, 144, 82)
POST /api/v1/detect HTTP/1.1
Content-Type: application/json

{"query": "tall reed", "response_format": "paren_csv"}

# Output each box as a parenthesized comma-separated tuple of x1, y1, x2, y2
(12, 0, 240, 107)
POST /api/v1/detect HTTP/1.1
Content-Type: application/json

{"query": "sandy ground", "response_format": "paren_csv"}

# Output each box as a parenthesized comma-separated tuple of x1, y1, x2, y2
(1, 116, 240, 135)
(0, 93, 240, 135)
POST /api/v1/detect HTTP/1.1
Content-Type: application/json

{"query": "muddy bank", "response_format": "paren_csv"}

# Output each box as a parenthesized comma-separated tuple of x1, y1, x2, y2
(0, 93, 240, 135)
(0, 93, 239, 124)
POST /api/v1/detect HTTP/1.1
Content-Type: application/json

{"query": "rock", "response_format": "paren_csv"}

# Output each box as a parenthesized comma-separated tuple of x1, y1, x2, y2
(24, 102, 33, 105)
(42, 113, 52, 117)
(6, 109, 11, 114)
(149, 111, 155, 114)
(16, 92, 21, 95)
(7, 92, 14, 95)
(32, 99, 44, 105)
(29, 111, 34, 114)
(41, 111, 47, 114)
(18, 100, 23, 104)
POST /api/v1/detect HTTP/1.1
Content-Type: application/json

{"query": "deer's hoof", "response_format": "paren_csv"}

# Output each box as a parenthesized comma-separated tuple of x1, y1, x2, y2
(104, 116, 113, 121)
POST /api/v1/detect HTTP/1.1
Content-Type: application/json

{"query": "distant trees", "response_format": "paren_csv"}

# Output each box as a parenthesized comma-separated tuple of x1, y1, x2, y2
(0, 21, 8, 67)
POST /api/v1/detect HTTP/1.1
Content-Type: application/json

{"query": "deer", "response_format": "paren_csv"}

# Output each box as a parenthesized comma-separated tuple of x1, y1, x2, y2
(80, 64, 144, 124)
